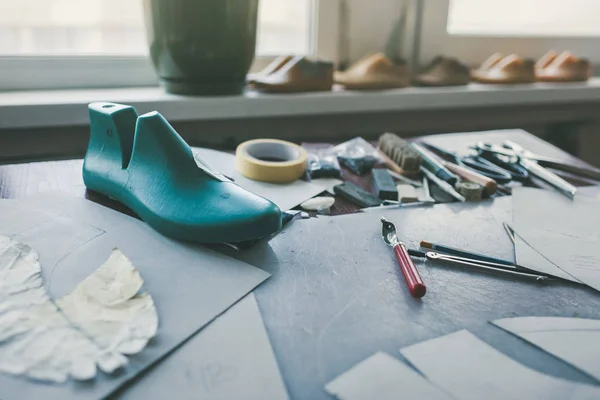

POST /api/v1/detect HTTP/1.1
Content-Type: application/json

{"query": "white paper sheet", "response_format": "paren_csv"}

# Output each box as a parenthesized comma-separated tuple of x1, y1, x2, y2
(487, 197, 581, 283)
(512, 187, 600, 292)
(0, 194, 269, 400)
(513, 233, 581, 283)
(116, 294, 289, 400)
(493, 317, 600, 381)
(400, 330, 600, 400)
(325, 352, 453, 400)
(194, 148, 324, 211)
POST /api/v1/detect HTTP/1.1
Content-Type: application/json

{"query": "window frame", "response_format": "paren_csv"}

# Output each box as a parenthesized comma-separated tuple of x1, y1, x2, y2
(0, 0, 339, 91)
(419, 0, 600, 67)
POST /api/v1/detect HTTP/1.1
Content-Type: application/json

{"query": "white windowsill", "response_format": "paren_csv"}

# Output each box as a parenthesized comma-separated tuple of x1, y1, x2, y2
(1, 79, 600, 130)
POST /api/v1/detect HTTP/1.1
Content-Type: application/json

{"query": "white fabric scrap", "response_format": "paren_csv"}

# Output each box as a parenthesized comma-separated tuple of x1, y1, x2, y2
(0, 237, 158, 383)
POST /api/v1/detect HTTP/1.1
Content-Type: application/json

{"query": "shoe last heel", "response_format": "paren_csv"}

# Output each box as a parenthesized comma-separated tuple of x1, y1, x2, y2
(84, 102, 138, 193)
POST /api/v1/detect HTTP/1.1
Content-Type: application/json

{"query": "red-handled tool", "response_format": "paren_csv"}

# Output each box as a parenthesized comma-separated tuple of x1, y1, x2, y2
(381, 217, 427, 298)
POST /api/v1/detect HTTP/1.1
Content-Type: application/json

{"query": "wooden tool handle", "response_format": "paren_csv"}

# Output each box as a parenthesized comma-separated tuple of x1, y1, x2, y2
(443, 162, 497, 196)
(393, 243, 427, 298)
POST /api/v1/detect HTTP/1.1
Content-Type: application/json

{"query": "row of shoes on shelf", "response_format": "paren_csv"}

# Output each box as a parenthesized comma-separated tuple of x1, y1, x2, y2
(472, 51, 590, 84)
(246, 51, 591, 93)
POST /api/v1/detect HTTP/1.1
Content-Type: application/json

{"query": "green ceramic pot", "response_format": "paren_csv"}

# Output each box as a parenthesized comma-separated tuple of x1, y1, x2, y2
(143, 0, 259, 95)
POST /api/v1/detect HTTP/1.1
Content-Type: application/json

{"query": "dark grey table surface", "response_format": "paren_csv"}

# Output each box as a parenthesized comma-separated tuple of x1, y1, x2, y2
(225, 129, 600, 400)
(2, 128, 599, 400)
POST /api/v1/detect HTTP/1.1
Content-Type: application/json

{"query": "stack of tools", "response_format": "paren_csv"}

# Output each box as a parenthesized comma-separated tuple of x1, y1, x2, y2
(301, 132, 600, 215)
(328, 132, 490, 212)
(376, 133, 498, 205)
(420, 142, 499, 196)
(418, 139, 600, 200)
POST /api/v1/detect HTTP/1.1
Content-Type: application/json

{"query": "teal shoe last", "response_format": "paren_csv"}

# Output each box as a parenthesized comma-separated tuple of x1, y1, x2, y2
(83, 102, 282, 243)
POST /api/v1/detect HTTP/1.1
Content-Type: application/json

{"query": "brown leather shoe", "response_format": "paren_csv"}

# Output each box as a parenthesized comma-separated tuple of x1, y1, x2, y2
(249, 56, 333, 93)
(334, 53, 409, 90)
(536, 51, 591, 82)
(247, 55, 293, 84)
(413, 56, 470, 87)
(472, 54, 535, 84)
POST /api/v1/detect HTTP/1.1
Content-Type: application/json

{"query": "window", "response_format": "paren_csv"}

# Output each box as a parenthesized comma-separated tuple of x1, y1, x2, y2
(0, 0, 338, 90)
(0, 1, 146, 56)
(258, 0, 313, 56)
(448, 0, 600, 37)
(419, 0, 600, 66)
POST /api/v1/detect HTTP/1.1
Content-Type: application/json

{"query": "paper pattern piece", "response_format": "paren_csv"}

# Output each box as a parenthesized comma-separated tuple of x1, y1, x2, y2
(0, 239, 157, 383)
(513, 233, 581, 283)
(194, 147, 324, 211)
(512, 187, 600, 291)
(0, 194, 269, 400)
(325, 352, 453, 400)
(487, 197, 581, 283)
(494, 317, 600, 381)
(116, 294, 289, 400)
(400, 330, 600, 400)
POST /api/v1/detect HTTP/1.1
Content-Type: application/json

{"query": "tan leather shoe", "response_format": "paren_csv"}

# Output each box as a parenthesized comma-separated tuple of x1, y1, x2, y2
(334, 53, 409, 90)
(250, 56, 334, 93)
(536, 51, 559, 70)
(413, 56, 470, 87)
(479, 53, 505, 72)
(472, 54, 535, 84)
(247, 55, 293, 84)
(536, 51, 591, 82)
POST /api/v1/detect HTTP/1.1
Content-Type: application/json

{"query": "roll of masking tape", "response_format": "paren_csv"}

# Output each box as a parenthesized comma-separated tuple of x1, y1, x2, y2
(236, 139, 308, 183)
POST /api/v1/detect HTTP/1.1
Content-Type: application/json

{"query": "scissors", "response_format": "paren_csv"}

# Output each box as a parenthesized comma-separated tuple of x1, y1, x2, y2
(422, 142, 526, 184)
(474, 140, 600, 198)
